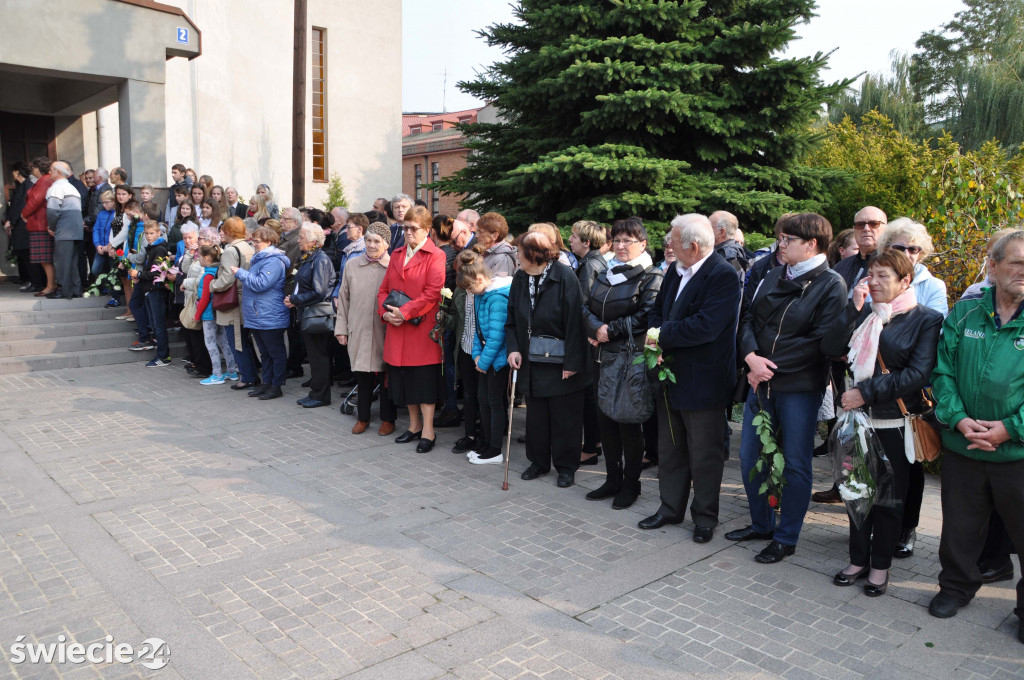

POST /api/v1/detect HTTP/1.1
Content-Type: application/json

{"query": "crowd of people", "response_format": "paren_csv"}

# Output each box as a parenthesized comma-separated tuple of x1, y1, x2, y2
(4, 159, 1024, 647)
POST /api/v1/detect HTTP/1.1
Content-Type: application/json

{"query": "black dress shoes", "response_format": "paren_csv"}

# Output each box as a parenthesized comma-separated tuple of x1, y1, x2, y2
(893, 529, 916, 559)
(248, 384, 269, 397)
(928, 591, 962, 618)
(259, 385, 283, 400)
(556, 472, 574, 488)
(231, 381, 259, 391)
(754, 541, 795, 564)
(833, 565, 869, 586)
(638, 513, 682, 530)
(395, 430, 422, 444)
(302, 399, 330, 408)
(300, 379, 312, 388)
(693, 526, 714, 543)
(520, 464, 549, 481)
(980, 560, 1015, 583)
(285, 368, 303, 379)
(724, 526, 775, 542)
(864, 573, 889, 597)
(416, 438, 435, 453)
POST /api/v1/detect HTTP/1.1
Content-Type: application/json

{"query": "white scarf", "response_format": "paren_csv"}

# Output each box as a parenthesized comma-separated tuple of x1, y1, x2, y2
(606, 252, 653, 286)
(846, 287, 918, 384)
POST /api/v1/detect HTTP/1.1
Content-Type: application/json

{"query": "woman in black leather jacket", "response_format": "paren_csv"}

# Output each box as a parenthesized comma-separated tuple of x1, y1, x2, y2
(285, 223, 338, 408)
(730, 213, 846, 565)
(582, 217, 663, 509)
(822, 249, 942, 596)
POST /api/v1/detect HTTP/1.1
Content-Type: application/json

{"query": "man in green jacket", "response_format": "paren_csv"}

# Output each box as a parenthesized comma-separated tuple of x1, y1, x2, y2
(929, 230, 1024, 645)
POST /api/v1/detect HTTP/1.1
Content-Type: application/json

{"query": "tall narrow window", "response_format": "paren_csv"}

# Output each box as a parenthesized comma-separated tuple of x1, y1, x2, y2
(431, 162, 440, 215)
(312, 27, 327, 182)
(414, 164, 423, 201)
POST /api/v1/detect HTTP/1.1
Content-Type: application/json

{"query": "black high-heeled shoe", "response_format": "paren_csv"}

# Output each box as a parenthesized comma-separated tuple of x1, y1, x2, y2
(833, 565, 869, 586)
(395, 430, 422, 444)
(864, 573, 889, 597)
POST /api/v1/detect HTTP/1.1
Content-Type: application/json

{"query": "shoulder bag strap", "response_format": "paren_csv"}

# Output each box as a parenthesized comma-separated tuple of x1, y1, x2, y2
(876, 351, 909, 417)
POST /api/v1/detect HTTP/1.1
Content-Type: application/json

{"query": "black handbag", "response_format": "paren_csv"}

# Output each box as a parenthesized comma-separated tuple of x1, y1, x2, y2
(596, 318, 654, 423)
(300, 300, 336, 334)
(382, 289, 423, 325)
(526, 300, 564, 363)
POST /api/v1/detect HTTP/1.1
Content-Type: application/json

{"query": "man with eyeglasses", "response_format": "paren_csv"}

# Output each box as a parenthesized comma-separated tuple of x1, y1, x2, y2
(813, 205, 888, 505)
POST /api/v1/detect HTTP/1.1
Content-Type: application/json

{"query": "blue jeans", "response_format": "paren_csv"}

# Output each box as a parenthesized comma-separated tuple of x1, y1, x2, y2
(224, 324, 258, 383)
(739, 386, 823, 546)
(144, 289, 169, 359)
(251, 328, 287, 386)
(129, 283, 150, 339)
(91, 253, 110, 282)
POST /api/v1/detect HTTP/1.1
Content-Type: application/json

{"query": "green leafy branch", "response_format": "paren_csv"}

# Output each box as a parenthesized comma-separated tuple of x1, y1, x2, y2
(750, 401, 786, 509)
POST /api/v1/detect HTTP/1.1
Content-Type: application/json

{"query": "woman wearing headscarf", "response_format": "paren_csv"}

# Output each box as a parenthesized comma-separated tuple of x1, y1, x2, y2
(377, 205, 446, 452)
(336, 222, 397, 434)
(822, 249, 942, 595)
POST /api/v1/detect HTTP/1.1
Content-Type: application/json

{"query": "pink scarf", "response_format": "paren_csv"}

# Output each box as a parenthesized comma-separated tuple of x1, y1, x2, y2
(847, 287, 918, 384)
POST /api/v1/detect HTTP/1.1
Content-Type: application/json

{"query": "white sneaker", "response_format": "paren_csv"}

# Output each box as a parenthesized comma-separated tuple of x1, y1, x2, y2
(466, 449, 485, 460)
(470, 454, 504, 465)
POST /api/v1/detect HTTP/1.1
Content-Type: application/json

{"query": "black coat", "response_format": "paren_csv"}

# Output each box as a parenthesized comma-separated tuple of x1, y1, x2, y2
(6, 179, 30, 250)
(650, 253, 741, 411)
(714, 239, 750, 276)
(742, 247, 782, 319)
(738, 260, 847, 393)
(505, 261, 590, 398)
(582, 262, 662, 356)
(576, 249, 608, 305)
(232, 202, 248, 218)
(291, 248, 337, 309)
(85, 181, 111, 227)
(822, 301, 943, 419)
(136, 241, 170, 294)
(832, 251, 875, 291)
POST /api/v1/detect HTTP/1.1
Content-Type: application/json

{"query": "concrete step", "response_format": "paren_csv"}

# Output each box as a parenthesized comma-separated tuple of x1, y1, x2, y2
(0, 343, 186, 375)
(0, 294, 112, 311)
(0, 306, 124, 326)
(0, 318, 133, 342)
(1, 331, 145, 358)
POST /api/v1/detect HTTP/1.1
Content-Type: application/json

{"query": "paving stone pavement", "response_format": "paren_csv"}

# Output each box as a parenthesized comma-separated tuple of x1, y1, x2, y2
(0, 363, 1021, 679)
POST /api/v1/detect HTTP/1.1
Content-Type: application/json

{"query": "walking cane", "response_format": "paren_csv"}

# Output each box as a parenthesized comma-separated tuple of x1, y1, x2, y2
(502, 369, 518, 491)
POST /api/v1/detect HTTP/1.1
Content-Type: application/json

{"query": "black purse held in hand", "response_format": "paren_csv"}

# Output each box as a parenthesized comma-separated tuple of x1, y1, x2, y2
(382, 289, 423, 326)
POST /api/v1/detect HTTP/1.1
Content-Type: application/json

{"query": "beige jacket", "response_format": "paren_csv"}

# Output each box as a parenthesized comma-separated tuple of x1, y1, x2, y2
(211, 238, 255, 348)
(334, 252, 389, 373)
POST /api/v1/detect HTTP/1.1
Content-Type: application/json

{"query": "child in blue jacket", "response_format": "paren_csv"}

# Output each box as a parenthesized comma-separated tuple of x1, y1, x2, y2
(457, 249, 514, 465)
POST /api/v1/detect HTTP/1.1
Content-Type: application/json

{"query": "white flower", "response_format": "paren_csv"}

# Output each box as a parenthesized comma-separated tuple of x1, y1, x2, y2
(440, 287, 453, 300)
(83, 291, 92, 298)
(647, 327, 660, 342)
(838, 480, 871, 501)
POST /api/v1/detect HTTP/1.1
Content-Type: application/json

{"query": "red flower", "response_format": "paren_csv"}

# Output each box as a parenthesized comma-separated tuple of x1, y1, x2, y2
(768, 495, 779, 508)
(115, 249, 124, 256)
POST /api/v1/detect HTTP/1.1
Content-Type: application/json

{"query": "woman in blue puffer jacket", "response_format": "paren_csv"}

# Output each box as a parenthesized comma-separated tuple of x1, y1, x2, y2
(457, 249, 514, 465)
(232, 225, 291, 400)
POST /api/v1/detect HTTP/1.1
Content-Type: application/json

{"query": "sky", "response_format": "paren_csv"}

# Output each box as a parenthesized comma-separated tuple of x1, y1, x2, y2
(402, 0, 967, 113)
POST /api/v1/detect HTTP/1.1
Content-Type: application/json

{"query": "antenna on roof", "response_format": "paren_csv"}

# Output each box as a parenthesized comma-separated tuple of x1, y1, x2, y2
(442, 68, 448, 113)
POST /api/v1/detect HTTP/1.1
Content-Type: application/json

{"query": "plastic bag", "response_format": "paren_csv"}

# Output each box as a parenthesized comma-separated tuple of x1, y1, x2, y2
(828, 408, 897, 529)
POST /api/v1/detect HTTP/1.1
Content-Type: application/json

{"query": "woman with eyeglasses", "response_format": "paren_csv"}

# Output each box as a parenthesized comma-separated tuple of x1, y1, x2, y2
(728, 213, 847, 564)
(581, 217, 663, 507)
(377, 205, 446, 452)
(879, 219, 948, 317)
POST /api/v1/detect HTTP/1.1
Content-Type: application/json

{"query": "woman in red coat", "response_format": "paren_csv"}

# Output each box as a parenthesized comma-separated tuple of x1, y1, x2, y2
(377, 205, 446, 452)
(22, 157, 57, 296)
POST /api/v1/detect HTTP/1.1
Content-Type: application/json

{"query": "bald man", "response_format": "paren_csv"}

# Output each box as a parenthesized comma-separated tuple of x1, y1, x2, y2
(832, 206, 888, 292)
(709, 210, 749, 276)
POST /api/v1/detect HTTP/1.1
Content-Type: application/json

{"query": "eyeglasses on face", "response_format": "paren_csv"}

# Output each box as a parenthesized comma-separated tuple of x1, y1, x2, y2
(777, 234, 806, 246)
(401, 225, 423, 233)
(888, 244, 922, 255)
(853, 220, 885, 230)
(611, 238, 644, 247)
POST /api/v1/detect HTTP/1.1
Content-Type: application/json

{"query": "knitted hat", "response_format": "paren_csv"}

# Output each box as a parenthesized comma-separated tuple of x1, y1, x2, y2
(367, 222, 391, 243)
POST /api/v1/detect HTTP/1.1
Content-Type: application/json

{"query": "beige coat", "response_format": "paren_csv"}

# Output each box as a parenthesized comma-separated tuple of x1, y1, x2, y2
(211, 238, 255, 348)
(335, 252, 389, 372)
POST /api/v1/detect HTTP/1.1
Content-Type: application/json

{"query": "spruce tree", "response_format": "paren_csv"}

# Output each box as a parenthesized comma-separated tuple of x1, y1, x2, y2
(436, 0, 847, 235)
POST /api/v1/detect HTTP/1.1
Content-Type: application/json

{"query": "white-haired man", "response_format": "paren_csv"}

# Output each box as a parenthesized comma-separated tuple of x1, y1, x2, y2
(709, 210, 749, 276)
(638, 214, 741, 543)
(45, 161, 84, 298)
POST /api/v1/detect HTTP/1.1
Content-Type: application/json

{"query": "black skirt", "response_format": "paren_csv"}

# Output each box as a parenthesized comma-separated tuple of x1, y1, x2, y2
(387, 363, 442, 407)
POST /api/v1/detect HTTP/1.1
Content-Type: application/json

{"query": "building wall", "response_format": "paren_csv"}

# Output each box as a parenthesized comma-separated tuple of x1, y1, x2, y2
(402, 147, 467, 217)
(147, 0, 401, 209)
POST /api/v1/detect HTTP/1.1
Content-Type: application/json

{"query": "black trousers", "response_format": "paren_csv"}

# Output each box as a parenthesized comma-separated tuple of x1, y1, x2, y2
(184, 328, 212, 375)
(302, 331, 333, 403)
(286, 311, 306, 372)
(478, 366, 509, 454)
(656, 400, 727, 529)
(458, 349, 481, 440)
(901, 461, 925, 530)
(979, 511, 1018, 569)
(525, 390, 584, 474)
(582, 383, 601, 455)
(849, 428, 911, 570)
(14, 248, 32, 284)
(355, 371, 397, 423)
(598, 411, 644, 484)
(643, 409, 659, 463)
(938, 450, 1024, 617)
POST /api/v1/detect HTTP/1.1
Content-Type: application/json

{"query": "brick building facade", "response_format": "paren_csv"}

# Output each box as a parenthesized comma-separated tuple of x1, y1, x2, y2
(401, 107, 482, 217)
